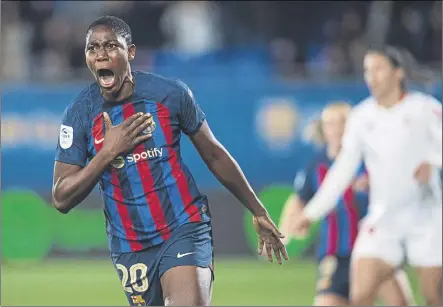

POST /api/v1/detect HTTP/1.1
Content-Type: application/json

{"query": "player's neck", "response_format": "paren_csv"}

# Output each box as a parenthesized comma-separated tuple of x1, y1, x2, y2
(101, 73, 135, 102)
(376, 87, 406, 109)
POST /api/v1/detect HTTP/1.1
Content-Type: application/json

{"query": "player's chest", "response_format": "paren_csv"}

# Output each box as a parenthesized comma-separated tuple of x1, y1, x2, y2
(361, 109, 426, 153)
(86, 99, 181, 158)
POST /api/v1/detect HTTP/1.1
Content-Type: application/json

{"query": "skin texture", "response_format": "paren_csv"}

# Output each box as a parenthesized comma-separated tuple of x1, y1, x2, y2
(53, 24, 288, 306)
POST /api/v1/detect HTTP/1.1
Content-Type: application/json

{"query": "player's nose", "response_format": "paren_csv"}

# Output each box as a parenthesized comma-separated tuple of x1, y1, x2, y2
(96, 49, 110, 62)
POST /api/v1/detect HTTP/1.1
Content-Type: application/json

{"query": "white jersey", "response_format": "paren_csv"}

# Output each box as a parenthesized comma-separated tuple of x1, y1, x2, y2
(305, 91, 442, 228)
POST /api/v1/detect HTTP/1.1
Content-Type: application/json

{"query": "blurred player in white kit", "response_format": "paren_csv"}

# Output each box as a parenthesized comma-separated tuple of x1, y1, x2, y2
(293, 46, 442, 306)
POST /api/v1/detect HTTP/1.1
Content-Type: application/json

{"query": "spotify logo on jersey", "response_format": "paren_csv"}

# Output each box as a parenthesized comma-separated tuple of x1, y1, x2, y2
(110, 148, 164, 169)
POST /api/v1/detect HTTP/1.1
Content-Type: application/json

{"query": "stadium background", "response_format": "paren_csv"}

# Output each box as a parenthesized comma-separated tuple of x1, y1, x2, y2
(1, 1, 441, 305)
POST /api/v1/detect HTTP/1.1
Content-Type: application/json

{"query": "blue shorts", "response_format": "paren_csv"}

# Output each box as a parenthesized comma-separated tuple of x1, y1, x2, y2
(315, 255, 351, 299)
(111, 221, 214, 306)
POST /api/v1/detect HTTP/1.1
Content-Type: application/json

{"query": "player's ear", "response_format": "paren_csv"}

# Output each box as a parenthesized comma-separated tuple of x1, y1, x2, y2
(128, 44, 136, 61)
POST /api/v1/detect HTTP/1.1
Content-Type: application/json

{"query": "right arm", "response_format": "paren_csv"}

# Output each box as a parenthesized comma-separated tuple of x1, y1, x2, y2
(279, 194, 306, 244)
(52, 107, 152, 214)
(303, 111, 363, 221)
(279, 167, 315, 242)
(52, 152, 115, 214)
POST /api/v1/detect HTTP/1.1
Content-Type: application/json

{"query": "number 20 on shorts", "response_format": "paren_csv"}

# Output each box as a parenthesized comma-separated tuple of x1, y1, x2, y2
(116, 263, 149, 293)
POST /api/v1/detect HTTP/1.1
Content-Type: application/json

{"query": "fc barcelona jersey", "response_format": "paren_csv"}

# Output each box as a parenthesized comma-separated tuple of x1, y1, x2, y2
(55, 71, 210, 253)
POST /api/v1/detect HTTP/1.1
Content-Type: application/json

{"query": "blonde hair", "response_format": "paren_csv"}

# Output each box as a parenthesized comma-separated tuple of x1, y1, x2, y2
(308, 102, 352, 147)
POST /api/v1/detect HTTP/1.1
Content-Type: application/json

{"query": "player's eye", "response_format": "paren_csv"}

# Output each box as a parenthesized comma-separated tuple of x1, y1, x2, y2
(107, 43, 118, 49)
(87, 45, 98, 52)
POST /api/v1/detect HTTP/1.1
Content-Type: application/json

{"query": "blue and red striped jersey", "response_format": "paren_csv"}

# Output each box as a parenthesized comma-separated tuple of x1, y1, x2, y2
(294, 149, 369, 259)
(55, 71, 210, 253)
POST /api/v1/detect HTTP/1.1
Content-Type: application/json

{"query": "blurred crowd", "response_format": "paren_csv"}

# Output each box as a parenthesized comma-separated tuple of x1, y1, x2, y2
(1, 1, 441, 82)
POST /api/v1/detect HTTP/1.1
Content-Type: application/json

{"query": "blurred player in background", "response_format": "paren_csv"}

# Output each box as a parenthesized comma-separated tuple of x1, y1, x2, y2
(279, 102, 415, 306)
(293, 47, 442, 306)
(52, 15, 287, 306)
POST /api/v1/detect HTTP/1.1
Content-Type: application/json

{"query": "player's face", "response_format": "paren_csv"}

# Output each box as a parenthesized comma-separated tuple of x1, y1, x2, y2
(321, 111, 346, 147)
(85, 26, 136, 95)
(363, 52, 403, 99)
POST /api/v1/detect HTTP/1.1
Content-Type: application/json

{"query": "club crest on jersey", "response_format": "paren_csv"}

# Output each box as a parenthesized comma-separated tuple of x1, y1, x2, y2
(131, 295, 146, 306)
(143, 118, 156, 135)
(110, 156, 125, 169)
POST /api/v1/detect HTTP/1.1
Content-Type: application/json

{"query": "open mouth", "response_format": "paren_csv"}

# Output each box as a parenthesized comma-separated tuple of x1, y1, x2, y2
(97, 69, 116, 89)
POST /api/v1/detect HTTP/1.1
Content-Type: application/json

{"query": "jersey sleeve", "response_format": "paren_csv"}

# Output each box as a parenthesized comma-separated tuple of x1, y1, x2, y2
(176, 81, 206, 136)
(304, 110, 364, 221)
(293, 162, 316, 203)
(341, 108, 363, 152)
(424, 96, 442, 167)
(54, 102, 88, 167)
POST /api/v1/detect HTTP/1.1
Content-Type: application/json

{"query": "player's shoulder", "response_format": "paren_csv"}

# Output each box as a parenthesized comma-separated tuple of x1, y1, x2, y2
(402, 91, 441, 119)
(134, 71, 193, 102)
(353, 96, 376, 114)
(345, 97, 376, 126)
(407, 91, 441, 107)
(294, 149, 327, 188)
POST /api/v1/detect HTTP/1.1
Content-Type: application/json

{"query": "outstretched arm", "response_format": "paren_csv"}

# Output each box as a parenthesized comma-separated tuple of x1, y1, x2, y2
(303, 110, 364, 221)
(279, 194, 306, 244)
(190, 121, 288, 263)
(178, 81, 287, 263)
(304, 145, 362, 221)
(190, 121, 267, 216)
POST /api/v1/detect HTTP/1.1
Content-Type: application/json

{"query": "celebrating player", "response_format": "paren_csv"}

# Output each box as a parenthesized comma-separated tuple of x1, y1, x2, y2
(279, 102, 415, 306)
(52, 15, 288, 306)
(293, 47, 442, 305)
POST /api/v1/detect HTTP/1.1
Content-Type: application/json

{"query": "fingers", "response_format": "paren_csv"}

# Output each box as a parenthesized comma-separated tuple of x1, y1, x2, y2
(271, 236, 289, 264)
(279, 240, 289, 260)
(259, 234, 289, 264)
(133, 134, 152, 146)
(258, 239, 264, 256)
(103, 112, 112, 131)
(123, 112, 145, 127)
(265, 242, 273, 263)
(273, 245, 282, 264)
(131, 114, 154, 137)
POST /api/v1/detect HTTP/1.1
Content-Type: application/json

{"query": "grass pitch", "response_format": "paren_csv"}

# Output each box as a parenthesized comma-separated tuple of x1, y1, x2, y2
(1, 258, 422, 306)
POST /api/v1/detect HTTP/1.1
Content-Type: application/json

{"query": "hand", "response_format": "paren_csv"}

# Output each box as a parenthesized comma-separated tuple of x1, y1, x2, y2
(253, 214, 289, 264)
(102, 112, 153, 158)
(291, 213, 312, 239)
(353, 174, 369, 192)
(414, 161, 432, 184)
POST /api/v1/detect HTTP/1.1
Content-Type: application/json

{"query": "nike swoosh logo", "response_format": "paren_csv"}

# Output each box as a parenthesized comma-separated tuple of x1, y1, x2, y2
(94, 137, 104, 144)
(177, 252, 195, 258)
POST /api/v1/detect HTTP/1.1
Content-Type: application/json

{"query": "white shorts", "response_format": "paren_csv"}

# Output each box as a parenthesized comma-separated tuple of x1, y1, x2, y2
(352, 207, 442, 267)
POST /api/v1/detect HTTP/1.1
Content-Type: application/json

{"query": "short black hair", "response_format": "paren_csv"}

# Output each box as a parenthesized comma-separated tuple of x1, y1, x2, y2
(87, 15, 132, 46)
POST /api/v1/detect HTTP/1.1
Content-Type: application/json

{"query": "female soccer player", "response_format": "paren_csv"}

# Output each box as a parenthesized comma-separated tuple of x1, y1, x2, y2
(279, 102, 415, 306)
(294, 47, 442, 306)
